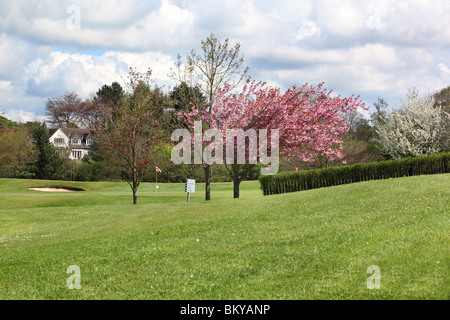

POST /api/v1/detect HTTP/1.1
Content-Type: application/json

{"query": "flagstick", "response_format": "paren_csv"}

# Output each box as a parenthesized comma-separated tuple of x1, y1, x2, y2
(156, 171, 158, 192)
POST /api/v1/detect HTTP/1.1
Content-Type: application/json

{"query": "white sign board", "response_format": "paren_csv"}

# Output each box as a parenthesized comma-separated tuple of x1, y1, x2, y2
(185, 179, 196, 193)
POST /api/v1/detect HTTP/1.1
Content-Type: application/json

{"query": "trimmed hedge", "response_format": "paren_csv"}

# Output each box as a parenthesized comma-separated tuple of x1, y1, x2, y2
(259, 153, 450, 196)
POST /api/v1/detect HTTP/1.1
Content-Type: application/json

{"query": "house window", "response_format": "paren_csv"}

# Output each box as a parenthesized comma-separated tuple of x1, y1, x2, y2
(54, 138, 65, 146)
(71, 138, 81, 145)
(72, 151, 82, 160)
(86, 139, 92, 145)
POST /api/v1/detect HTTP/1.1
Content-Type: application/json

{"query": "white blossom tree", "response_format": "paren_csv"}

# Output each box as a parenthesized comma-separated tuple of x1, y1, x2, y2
(376, 88, 450, 159)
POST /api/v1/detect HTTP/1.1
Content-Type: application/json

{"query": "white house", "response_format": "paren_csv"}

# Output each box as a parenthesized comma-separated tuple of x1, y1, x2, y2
(47, 127, 95, 160)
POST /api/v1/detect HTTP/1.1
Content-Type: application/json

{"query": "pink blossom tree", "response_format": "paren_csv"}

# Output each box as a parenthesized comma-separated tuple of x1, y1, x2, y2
(177, 80, 366, 199)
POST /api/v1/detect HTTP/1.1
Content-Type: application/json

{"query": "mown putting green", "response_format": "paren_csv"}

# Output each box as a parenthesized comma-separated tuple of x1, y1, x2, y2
(0, 175, 448, 299)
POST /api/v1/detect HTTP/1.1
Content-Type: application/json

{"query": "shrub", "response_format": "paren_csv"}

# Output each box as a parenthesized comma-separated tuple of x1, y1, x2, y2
(259, 153, 450, 196)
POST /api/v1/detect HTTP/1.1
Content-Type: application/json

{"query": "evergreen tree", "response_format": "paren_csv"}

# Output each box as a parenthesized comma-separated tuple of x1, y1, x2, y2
(31, 124, 63, 180)
(96, 82, 125, 107)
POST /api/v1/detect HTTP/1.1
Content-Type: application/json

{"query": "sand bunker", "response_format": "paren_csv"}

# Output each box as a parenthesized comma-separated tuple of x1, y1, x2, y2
(28, 186, 84, 192)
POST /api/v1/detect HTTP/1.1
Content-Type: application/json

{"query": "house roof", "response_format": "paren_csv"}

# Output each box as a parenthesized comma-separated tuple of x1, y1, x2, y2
(47, 128, 59, 138)
(48, 128, 95, 139)
(47, 128, 96, 150)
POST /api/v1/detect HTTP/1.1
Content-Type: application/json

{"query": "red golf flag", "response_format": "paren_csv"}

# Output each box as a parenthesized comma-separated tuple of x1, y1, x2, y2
(156, 167, 162, 173)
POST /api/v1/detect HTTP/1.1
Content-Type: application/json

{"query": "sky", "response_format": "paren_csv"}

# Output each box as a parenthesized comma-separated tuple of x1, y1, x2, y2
(0, 0, 449, 122)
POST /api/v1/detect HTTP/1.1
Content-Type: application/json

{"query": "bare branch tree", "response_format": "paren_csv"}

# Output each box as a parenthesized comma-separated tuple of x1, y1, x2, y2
(45, 92, 83, 128)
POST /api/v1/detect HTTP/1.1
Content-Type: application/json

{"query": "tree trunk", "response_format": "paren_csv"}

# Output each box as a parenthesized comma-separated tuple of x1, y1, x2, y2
(133, 188, 138, 205)
(233, 178, 241, 199)
(204, 165, 211, 201)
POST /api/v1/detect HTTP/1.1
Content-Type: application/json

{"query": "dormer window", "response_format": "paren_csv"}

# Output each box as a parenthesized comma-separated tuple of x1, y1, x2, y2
(86, 139, 92, 145)
(71, 138, 81, 145)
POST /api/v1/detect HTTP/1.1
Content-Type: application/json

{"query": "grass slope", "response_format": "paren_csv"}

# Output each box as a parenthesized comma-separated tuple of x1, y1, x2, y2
(0, 175, 448, 300)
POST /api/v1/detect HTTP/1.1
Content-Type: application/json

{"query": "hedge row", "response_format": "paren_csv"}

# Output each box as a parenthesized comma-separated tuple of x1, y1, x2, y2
(259, 153, 450, 196)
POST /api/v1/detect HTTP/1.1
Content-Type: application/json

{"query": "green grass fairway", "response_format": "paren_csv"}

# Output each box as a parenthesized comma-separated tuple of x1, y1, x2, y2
(0, 175, 448, 300)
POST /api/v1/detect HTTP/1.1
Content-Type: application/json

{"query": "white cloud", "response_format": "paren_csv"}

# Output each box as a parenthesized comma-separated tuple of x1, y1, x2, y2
(2, 109, 46, 123)
(0, 49, 176, 121)
(296, 21, 319, 40)
(438, 63, 450, 74)
(0, 0, 195, 51)
(0, 0, 449, 121)
(0, 80, 13, 92)
(314, 0, 367, 38)
(0, 34, 29, 78)
(366, 0, 390, 30)
(24, 50, 175, 98)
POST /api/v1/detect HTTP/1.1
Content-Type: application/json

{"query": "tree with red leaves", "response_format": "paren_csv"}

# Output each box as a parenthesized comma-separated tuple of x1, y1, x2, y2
(178, 80, 366, 199)
(46, 92, 83, 128)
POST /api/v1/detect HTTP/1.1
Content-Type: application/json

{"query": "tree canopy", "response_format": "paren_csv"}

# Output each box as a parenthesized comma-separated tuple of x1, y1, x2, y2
(375, 88, 450, 159)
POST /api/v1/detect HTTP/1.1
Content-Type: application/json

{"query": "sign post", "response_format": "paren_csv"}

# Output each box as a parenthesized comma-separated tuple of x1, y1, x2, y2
(185, 179, 196, 202)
